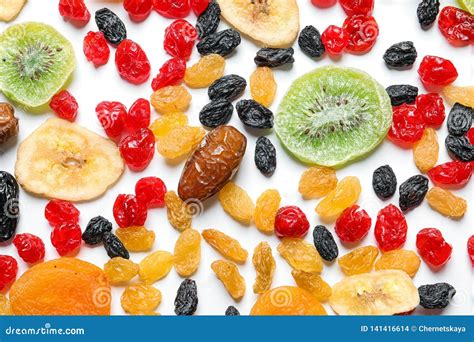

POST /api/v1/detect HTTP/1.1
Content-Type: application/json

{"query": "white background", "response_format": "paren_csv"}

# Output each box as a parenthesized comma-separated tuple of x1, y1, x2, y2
(0, 0, 472, 315)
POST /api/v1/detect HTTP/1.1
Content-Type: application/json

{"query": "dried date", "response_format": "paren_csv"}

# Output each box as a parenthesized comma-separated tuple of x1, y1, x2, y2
(199, 100, 233, 128)
(208, 75, 246, 101)
(197, 29, 241, 57)
(236, 99, 274, 129)
(0, 103, 18, 145)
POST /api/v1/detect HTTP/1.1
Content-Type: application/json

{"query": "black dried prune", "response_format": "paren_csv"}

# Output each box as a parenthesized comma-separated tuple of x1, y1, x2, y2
(197, 29, 241, 57)
(225, 305, 240, 316)
(298, 26, 325, 58)
(313, 225, 338, 262)
(209, 75, 246, 101)
(255, 136, 276, 176)
(254, 48, 295, 68)
(0, 171, 19, 242)
(102, 231, 129, 259)
(417, 0, 440, 28)
(386, 85, 418, 106)
(95, 8, 127, 45)
(236, 99, 274, 129)
(372, 165, 397, 200)
(447, 103, 473, 136)
(399, 175, 429, 212)
(383, 41, 418, 68)
(418, 283, 456, 309)
(82, 216, 113, 245)
(196, 0, 221, 39)
(199, 99, 233, 128)
(445, 135, 474, 162)
(175, 279, 198, 316)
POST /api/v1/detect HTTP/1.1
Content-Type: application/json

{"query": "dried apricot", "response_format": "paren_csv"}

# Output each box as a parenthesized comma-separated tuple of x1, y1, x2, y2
(104, 257, 139, 285)
(156, 126, 206, 160)
(139, 251, 174, 284)
(184, 54, 225, 88)
(121, 283, 162, 315)
(211, 259, 246, 300)
(149, 112, 188, 138)
(426, 187, 467, 219)
(174, 229, 201, 277)
(202, 229, 248, 264)
(115, 226, 155, 252)
(413, 128, 439, 173)
(252, 242, 275, 294)
(165, 191, 192, 231)
(254, 189, 281, 234)
(374, 249, 421, 277)
(338, 246, 379, 276)
(316, 176, 361, 221)
(218, 182, 255, 224)
(277, 238, 323, 273)
(250, 67, 277, 107)
(0, 294, 12, 315)
(299, 166, 338, 199)
(291, 270, 332, 302)
(150, 85, 191, 115)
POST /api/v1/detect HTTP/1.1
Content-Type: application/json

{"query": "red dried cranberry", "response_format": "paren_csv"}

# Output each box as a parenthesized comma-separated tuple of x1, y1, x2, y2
(274, 206, 310, 239)
(96, 101, 127, 139)
(190, 0, 210, 15)
(418, 56, 458, 87)
(321, 25, 349, 55)
(343, 15, 379, 54)
(125, 98, 151, 133)
(13, 233, 45, 263)
(164, 19, 198, 60)
(135, 177, 167, 208)
(388, 104, 426, 147)
(123, 0, 153, 21)
(311, 0, 337, 8)
(51, 222, 82, 256)
(153, 0, 191, 18)
(49, 90, 79, 122)
(427, 160, 472, 189)
(115, 39, 151, 85)
(335, 205, 371, 243)
(44, 199, 80, 228)
(374, 204, 408, 252)
(468, 235, 474, 267)
(0, 255, 18, 291)
(58, 0, 91, 23)
(83, 31, 110, 67)
(416, 93, 446, 127)
(113, 194, 147, 228)
(416, 228, 452, 269)
(340, 0, 374, 16)
(151, 58, 187, 91)
(466, 127, 474, 145)
(438, 6, 474, 46)
(119, 128, 155, 171)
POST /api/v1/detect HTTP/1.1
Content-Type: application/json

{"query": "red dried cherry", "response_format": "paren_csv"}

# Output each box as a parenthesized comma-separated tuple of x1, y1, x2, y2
(416, 228, 452, 269)
(438, 6, 474, 47)
(467, 128, 474, 145)
(342, 15, 379, 54)
(83, 31, 110, 67)
(416, 93, 445, 127)
(427, 160, 472, 189)
(388, 104, 426, 147)
(123, 0, 153, 21)
(113, 194, 147, 228)
(49, 90, 79, 122)
(153, 0, 191, 18)
(151, 58, 186, 91)
(44, 199, 80, 228)
(51, 222, 82, 256)
(418, 56, 458, 87)
(13, 233, 45, 264)
(335, 205, 371, 243)
(135, 177, 167, 208)
(340, 0, 374, 16)
(96, 101, 127, 139)
(125, 98, 151, 133)
(311, 0, 337, 8)
(119, 128, 155, 171)
(164, 19, 198, 60)
(274, 206, 310, 239)
(321, 25, 349, 55)
(191, 0, 210, 15)
(115, 39, 151, 85)
(0, 255, 18, 291)
(468, 235, 474, 267)
(58, 0, 91, 23)
(374, 204, 408, 252)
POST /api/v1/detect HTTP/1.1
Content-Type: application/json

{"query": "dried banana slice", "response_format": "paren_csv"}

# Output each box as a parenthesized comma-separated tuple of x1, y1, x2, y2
(0, 0, 26, 22)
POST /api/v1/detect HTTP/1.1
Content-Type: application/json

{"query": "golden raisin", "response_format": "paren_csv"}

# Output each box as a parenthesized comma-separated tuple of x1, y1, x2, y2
(211, 259, 246, 300)
(250, 67, 277, 107)
(121, 283, 162, 315)
(338, 246, 379, 276)
(104, 257, 139, 285)
(443, 85, 474, 107)
(291, 270, 332, 302)
(174, 229, 201, 277)
(0, 294, 12, 315)
(426, 187, 467, 219)
(374, 249, 421, 277)
(150, 86, 191, 115)
(277, 238, 323, 273)
(156, 126, 206, 159)
(139, 251, 174, 284)
(413, 128, 439, 173)
(218, 182, 255, 224)
(150, 112, 188, 138)
(165, 191, 192, 232)
(316, 176, 361, 222)
(115, 226, 155, 252)
(202, 229, 248, 264)
(254, 189, 281, 234)
(299, 166, 338, 199)
(184, 54, 225, 88)
(252, 242, 276, 294)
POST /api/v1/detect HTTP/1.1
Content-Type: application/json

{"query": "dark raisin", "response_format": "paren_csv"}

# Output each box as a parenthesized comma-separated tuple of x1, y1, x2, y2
(196, 29, 241, 57)
(372, 165, 397, 200)
(175, 279, 198, 316)
(445, 135, 474, 162)
(82, 216, 113, 245)
(447, 103, 473, 136)
(196, 0, 221, 39)
(225, 305, 240, 316)
(254, 136, 277, 176)
(386, 85, 418, 106)
(199, 100, 233, 128)
(208, 75, 247, 101)
(102, 231, 129, 259)
(95, 8, 127, 45)
(312, 225, 338, 262)
(399, 175, 429, 212)
(0, 171, 19, 242)
(383, 41, 417, 68)
(236, 99, 274, 129)
(417, 0, 440, 28)
(418, 283, 456, 309)
(254, 48, 295, 68)
(298, 25, 325, 58)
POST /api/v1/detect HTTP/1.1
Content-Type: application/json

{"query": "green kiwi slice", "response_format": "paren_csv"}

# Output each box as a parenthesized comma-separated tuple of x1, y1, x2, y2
(0, 22, 75, 110)
(275, 66, 392, 168)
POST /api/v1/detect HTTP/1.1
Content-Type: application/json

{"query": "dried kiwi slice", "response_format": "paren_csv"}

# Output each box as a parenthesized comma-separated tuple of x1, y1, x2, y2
(0, 22, 75, 110)
(276, 66, 392, 168)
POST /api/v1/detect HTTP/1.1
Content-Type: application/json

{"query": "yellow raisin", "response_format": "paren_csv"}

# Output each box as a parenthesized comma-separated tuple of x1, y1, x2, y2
(150, 112, 188, 138)
(316, 176, 361, 222)
(150, 86, 191, 115)
(254, 189, 281, 234)
(165, 191, 192, 231)
(156, 125, 206, 159)
(104, 257, 139, 285)
(174, 229, 201, 277)
(202, 229, 248, 264)
(250, 67, 277, 107)
(277, 238, 323, 273)
(252, 242, 275, 294)
(184, 54, 225, 88)
(218, 182, 255, 224)
(115, 226, 155, 252)
(413, 128, 439, 173)
(0, 294, 12, 315)
(211, 259, 246, 300)
(139, 251, 174, 284)
(426, 187, 467, 219)
(291, 270, 332, 302)
(443, 85, 474, 107)
(121, 283, 162, 315)
(338, 246, 379, 276)
(299, 166, 338, 199)
(374, 249, 421, 277)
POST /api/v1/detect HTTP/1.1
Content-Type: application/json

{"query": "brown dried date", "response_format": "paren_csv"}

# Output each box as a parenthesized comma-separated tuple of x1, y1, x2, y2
(0, 103, 18, 145)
